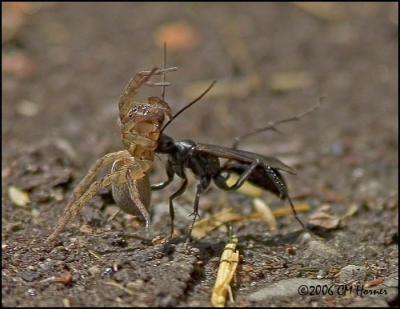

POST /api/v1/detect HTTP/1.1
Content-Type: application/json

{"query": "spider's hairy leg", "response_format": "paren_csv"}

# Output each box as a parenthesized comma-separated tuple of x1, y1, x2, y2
(127, 168, 151, 228)
(46, 150, 129, 242)
(112, 158, 152, 227)
(48, 167, 130, 242)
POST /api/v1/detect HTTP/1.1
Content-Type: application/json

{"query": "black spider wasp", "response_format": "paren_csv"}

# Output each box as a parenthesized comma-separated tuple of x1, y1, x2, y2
(152, 80, 322, 239)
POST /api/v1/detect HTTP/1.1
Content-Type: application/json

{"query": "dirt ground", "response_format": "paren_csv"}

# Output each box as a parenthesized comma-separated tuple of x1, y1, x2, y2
(2, 2, 398, 307)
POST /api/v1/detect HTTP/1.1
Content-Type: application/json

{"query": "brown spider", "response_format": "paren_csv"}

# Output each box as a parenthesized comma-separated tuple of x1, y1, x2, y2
(46, 66, 177, 242)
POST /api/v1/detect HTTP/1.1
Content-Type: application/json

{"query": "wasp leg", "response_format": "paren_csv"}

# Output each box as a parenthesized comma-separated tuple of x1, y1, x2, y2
(215, 160, 259, 191)
(286, 194, 305, 229)
(168, 173, 188, 238)
(151, 160, 174, 190)
(186, 176, 211, 242)
(262, 164, 305, 230)
(216, 159, 306, 230)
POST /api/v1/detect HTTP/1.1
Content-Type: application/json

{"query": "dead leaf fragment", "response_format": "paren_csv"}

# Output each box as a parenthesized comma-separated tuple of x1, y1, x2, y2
(272, 203, 310, 217)
(52, 272, 73, 285)
(364, 277, 384, 288)
(342, 203, 358, 219)
(252, 198, 277, 231)
(8, 185, 30, 207)
(63, 298, 71, 307)
(88, 250, 103, 260)
(309, 204, 340, 229)
(152, 235, 168, 245)
(192, 208, 243, 239)
(193, 203, 311, 238)
(155, 22, 199, 50)
(17, 100, 40, 117)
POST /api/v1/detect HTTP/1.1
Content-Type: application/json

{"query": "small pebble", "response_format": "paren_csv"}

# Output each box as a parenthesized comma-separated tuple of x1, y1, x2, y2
(17, 100, 40, 117)
(19, 271, 39, 282)
(338, 265, 367, 283)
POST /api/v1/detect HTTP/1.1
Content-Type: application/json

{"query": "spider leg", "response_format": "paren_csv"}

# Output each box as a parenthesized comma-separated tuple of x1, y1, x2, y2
(126, 167, 151, 228)
(111, 159, 151, 222)
(119, 67, 177, 122)
(46, 150, 129, 242)
(138, 67, 177, 76)
(119, 68, 158, 121)
(146, 81, 171, 87)
(122, 132, 158, 148)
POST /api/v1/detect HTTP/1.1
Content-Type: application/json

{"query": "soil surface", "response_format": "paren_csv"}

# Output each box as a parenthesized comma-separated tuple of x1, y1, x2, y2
(2, 2, 398, 307)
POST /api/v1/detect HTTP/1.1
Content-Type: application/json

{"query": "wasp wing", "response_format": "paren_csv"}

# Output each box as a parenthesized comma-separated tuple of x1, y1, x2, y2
(195, 143, 296, 175)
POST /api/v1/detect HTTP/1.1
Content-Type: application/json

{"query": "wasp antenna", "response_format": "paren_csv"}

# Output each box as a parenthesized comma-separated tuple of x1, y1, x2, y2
(160, 80, 216, 135)
(233, 96, 325, 149)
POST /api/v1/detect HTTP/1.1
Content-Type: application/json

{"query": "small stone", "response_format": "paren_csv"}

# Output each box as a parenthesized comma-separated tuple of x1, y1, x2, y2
(248, 278, 331, 302)
(286, 247, 296, 255)
(17, 100, 40, 117)
(50, 247, 67, 261)
(19, 271, 39, 282)
(300, 232, 341, 258)
(338, 265, 367, 283)
(330, 141, 344, 156)
(317, 269, 326, 279)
